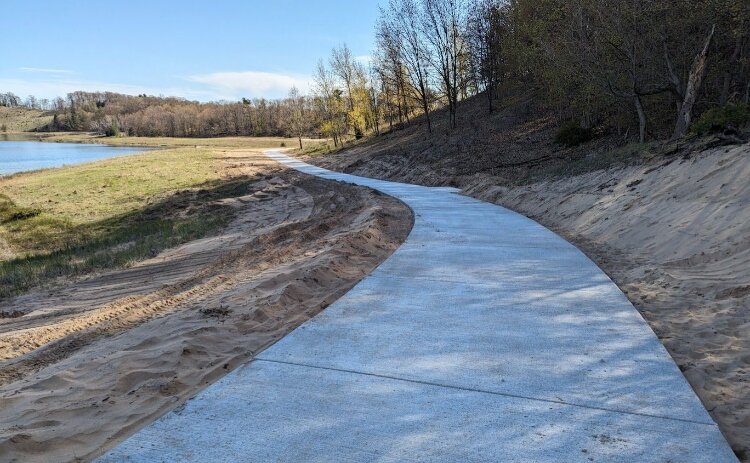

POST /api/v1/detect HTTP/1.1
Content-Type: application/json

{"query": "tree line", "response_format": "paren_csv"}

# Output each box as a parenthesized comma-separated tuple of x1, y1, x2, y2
(13, 91, 318, 142)
(4, 0, 747, 144)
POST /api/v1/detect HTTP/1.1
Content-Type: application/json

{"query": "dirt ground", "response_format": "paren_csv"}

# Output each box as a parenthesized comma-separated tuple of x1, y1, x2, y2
(0, 150, 412, 463)
(307, 98, 750, 460)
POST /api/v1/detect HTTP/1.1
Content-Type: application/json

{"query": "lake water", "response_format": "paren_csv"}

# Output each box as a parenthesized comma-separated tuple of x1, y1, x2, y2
(0, 140, 151, 175)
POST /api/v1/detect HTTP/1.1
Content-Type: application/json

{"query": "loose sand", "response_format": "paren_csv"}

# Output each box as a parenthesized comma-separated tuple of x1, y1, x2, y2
(310, 141, 750, 459)
(0, 150, 412, 462)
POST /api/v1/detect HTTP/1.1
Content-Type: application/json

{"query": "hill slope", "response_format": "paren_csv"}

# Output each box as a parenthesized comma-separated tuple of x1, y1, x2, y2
(0, 107, 53, 133)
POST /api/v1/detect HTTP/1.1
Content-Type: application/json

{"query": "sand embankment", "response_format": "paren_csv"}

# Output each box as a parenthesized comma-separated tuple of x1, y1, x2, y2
(0, 150, 412, 462)
(465, 143, 750, 458)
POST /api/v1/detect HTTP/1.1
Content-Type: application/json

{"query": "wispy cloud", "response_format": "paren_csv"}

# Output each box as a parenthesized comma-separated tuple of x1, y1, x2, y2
(19, 67, 74, 75)
(186, 71, 312, 99)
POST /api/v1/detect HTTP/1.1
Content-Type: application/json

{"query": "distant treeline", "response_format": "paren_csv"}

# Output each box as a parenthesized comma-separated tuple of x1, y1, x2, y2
(3, 0, 748, 144)
(19, 92, 319, 139)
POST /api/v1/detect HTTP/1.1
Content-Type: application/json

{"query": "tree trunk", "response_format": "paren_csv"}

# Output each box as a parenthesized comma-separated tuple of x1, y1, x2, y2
(720, 36, 743, 105)
(423, 98, 432, 133)
(298, 136, 302, 150)
(634, 95, 647, 143)
(673, 25, 716, 139)
(419, 81, 432, 133)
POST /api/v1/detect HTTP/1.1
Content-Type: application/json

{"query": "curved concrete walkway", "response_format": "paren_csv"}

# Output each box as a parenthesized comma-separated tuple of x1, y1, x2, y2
(99, 151, 736, 462)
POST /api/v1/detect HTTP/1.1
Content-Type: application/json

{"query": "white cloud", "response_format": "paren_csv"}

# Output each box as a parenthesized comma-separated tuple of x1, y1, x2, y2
(186, 71, 312, 99)
(19, 67, 74, 75)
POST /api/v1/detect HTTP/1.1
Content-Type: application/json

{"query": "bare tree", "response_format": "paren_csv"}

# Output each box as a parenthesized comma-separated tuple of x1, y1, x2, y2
(375, 16, 412, 125)
(313, 60, 346, 146)
(287, 86, 306, 149)
(466, 0, 507, 112)
(331, 44, 356, 114)
(672, 24, 716, 138)
(421, 0, 470, 129)
(380, 0, 434, 132)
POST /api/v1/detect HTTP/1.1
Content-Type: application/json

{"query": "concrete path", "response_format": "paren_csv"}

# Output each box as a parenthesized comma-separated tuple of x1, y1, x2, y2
(99, 151, 737, 462)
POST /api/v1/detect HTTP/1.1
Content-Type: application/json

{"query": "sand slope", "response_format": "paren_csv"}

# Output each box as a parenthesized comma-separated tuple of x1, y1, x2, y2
(0, 151, 412, 462)
(465, 143, 750, 458)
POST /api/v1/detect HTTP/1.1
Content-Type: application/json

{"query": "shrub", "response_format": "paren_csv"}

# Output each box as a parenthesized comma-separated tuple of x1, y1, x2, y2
(0, 124, 7, 133)
(104, 120, 120, 137)
(555, 123, 594, 146)
(280, 142, 286, 147)
(692, 104, 750, 135)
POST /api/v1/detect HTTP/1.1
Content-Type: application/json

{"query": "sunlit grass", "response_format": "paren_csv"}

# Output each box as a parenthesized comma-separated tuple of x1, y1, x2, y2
(0, 142, 260, 299)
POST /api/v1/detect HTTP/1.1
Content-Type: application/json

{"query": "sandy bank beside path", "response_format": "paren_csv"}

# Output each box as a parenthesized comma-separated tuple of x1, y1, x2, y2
(466, 143, 750, 459)
(0, 150, 412, 463)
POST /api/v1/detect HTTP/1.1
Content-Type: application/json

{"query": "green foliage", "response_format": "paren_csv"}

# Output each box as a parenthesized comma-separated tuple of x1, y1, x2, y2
(692, 104, 750, 135)
(105, 120, 120, 137)
(554, 123, 594, 147)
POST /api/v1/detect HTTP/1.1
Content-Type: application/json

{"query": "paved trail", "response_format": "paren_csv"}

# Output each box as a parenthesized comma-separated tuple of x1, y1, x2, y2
(99, 151, 736, 462)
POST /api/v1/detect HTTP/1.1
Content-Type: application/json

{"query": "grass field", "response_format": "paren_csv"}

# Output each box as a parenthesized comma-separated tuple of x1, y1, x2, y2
(0, 136, 308, 300)
(0, 107, 53, 132)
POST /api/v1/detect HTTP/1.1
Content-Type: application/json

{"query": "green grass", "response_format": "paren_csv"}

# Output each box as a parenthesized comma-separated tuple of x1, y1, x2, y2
(0, 142, 273, 299)
(692, 103, 750, 135)
(292, 141, 337, 157)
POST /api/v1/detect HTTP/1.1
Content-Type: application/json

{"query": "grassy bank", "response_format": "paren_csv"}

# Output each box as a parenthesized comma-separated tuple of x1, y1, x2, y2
(0, 137, 298, 300)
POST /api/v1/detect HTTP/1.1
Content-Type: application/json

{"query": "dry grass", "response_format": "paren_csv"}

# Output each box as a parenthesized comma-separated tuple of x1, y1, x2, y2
(0, 107, 53, 132)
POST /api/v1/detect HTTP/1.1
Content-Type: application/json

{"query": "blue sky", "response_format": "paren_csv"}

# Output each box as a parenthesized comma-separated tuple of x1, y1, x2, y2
(1, 0, 381, 101)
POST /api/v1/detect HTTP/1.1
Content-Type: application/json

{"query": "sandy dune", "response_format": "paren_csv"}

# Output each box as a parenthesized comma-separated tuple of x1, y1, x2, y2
(0, 151, 412, 462)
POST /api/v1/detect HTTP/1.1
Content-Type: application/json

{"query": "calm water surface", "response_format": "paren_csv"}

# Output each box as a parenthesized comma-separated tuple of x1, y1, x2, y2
(0, 140, 151, 175)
